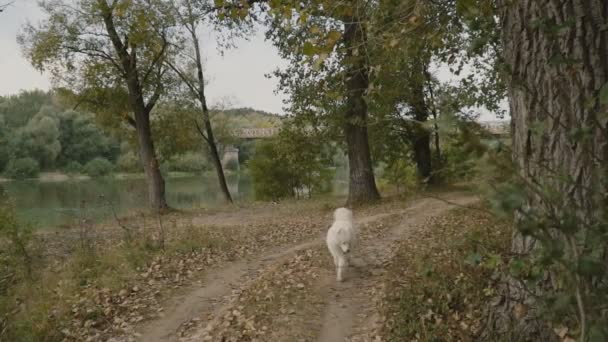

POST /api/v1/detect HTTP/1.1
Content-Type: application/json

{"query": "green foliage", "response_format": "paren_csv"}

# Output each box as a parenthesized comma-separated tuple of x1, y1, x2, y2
(116, 149, 140, 173)
(168, 152, 209, 173)
(248, 125, 334, 200)
(380, 159, 418, 194)
(4, 158, 40, 180)
(0, 190, 34, 281)
(83, 157, 113, 178)
(248, 140, 295, 200)
(0, 92, 121, 174)
(63, 161, 83, 174)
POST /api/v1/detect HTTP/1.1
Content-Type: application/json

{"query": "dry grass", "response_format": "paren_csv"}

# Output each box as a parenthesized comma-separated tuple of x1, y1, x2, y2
(378, 207, 511, 342)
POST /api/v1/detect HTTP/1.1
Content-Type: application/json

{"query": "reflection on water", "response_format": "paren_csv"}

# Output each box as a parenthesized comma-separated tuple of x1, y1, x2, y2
(2, 174, 252, 229)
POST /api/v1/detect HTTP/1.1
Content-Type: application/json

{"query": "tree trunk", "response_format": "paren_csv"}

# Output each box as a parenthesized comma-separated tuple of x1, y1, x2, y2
(99, 1, 168, 211)
(412, 129, 432, 180)
(134, 106, 168, 211)
(343, 16, 380, 205)
(409, 73, 434, 183)
(489, 0, 608, 339)
(183, 1, 233, 204)
(203, 117, 233, 203)
(193, 41, 232, 204)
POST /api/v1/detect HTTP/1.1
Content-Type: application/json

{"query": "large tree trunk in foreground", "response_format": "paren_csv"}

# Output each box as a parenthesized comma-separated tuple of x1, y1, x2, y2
(489, 1, 608, 339)
(343, 17, 380, 205)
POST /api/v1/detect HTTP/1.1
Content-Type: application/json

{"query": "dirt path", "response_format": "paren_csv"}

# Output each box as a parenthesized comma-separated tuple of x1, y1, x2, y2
(136, 239, 323, 342)
(135, 193, 476, 342)
(317, 195, 478, 342)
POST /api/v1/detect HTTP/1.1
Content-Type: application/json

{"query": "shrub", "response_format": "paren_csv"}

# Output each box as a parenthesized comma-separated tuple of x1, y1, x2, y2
(116, 151, 140, 173)
(248, 140, 295, 200)
(0, 190, 34, 280)
(4, 158, 40, 180)
(63, 161, 83, 174)
(248, 126, 334, 200)
(83, 157, 113, 177)
(168, 152, 208, 173)
(382, 159, 418, 193)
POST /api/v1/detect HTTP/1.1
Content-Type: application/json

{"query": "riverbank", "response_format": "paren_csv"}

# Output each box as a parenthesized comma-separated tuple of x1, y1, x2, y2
(0, 170, 242, 183)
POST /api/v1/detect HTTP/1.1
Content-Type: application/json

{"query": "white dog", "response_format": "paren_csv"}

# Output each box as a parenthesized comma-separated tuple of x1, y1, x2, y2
(326, 207, 356, 282)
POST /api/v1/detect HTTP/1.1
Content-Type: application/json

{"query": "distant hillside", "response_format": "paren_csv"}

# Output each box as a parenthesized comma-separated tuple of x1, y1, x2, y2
(210, 107, 283, 129)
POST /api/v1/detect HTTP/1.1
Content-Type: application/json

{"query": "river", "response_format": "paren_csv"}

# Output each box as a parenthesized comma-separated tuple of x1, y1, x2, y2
(1, 171, 349, 229)
(1, 174, 253, 229)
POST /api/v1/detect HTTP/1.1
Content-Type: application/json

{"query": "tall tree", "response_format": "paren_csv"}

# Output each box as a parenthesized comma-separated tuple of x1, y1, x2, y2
(168, 0, 234, 203)
(487, 0, 608, 339)
(262, 0, 380, 205)
(20, 0, 177, 210)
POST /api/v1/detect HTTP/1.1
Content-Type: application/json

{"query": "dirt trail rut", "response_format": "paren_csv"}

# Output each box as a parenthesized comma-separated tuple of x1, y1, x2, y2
(136, 194, 476, 342)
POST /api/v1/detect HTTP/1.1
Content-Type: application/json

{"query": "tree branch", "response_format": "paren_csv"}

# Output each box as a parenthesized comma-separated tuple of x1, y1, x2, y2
(141, 35, 168, 85)
(194, 119, 210, 143)
(165, 60, 198, 95)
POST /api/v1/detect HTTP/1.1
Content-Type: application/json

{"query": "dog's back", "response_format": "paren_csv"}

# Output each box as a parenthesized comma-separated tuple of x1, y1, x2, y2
(327, 207, 354, 252)
(327, 207, 355, 281)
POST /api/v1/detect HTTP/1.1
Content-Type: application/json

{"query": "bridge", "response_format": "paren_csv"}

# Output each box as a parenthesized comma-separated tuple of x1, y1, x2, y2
(479, 121, 510, 136)
(222, 121, 511, 169)
(232, 127, 280, 139)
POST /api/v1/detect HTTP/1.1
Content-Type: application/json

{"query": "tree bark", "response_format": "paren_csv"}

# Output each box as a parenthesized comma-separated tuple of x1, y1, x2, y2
(489, 0, 608, 339)
(409, 72, 434, 183)
(99, 0, 168, 211)
(343, 15, 381, 205)
(412, 128, 432, 181)
(133, 105, 168, 211)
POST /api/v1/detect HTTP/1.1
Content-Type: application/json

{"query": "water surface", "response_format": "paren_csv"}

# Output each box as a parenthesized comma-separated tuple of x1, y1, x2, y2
(1, 174, 252, 229)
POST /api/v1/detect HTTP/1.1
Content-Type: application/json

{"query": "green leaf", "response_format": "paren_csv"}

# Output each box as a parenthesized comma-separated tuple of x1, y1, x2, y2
(327, 30, 341, 43)
(578, 256, 603, 277)
(599, 82, 608, 105)
(464, 252, 482, 266)
(303, 42, 316, 56)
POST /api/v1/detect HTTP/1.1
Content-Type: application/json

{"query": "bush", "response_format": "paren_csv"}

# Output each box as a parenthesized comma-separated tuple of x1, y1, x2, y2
(168, 152, 208, 173)
(83, 157, 113, 177)
(381, 159, 418, 193)
(248, 127, 334, 200)
(248, 140, 295, 200)
(116, 151, 140, 173)
(63, 161, 83, 174)
(4, 158, 40, 180)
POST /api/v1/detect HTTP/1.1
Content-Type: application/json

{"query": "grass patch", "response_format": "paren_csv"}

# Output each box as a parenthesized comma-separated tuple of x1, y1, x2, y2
(381, 207, 510, 341)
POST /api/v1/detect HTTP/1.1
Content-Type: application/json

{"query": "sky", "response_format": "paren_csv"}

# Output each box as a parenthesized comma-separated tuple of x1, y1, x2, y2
(0, 0, 289, 113)
(0, 0, 507, 121)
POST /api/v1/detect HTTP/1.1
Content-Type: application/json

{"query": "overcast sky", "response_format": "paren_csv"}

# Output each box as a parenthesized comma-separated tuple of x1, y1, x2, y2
(1, 0, 507, 121)
(0, 0, 289, 113)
